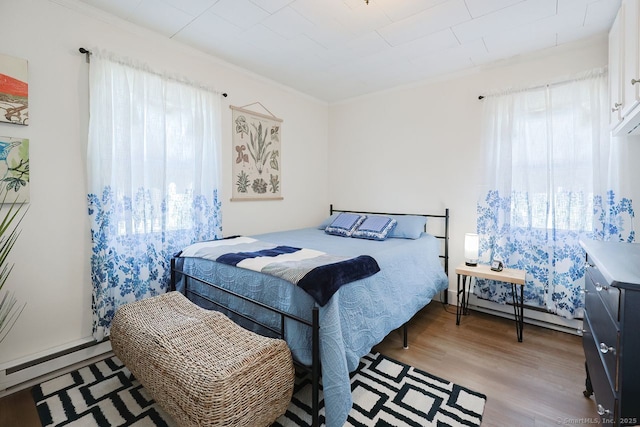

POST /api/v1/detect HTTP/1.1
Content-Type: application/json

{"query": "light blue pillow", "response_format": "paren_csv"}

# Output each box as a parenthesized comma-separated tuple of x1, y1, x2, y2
(324, 213, 366, 237)
(388, 215, 427, 239)
(318, 213, 340, 230)
(352, 215, 397, 241)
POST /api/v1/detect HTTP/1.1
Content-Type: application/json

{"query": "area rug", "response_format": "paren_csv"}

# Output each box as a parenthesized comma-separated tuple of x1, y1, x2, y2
(32, 352, 486, 427)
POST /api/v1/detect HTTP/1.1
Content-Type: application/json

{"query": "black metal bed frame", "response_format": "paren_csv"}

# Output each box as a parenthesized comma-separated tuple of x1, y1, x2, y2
(170, 206, 449, 427)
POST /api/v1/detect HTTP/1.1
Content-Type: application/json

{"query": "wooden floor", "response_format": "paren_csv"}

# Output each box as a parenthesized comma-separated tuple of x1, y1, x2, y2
(0, 303, 596, 427)
(374, 303, 597, 427)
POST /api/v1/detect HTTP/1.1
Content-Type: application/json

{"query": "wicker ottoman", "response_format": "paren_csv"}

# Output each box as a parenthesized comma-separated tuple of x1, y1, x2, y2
(110, 291, 295, 427)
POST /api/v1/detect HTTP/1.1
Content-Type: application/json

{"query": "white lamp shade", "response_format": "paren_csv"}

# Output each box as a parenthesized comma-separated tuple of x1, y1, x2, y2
(464, 233, 479, 266)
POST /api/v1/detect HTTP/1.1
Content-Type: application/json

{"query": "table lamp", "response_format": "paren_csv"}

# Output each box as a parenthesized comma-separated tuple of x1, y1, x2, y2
(464, 233, 479, 266)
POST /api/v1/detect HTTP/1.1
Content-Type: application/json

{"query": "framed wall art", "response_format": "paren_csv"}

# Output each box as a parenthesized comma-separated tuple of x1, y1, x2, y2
(0, 136, 29, 202)
(230, 102, 282, 201)
(0, 53, 29, 126)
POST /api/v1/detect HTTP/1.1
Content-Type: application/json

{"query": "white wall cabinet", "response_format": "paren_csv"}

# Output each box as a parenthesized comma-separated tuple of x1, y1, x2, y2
(621, 0, 640, 118)
(610, 0, 640, 135)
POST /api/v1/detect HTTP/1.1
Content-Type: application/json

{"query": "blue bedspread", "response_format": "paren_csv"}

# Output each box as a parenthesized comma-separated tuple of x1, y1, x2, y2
(179, 237, 380, 306)
(176, 228, 448, 427)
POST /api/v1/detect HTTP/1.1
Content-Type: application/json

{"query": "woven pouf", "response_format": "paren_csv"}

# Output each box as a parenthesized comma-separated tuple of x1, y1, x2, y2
(110, 291, 295, 427)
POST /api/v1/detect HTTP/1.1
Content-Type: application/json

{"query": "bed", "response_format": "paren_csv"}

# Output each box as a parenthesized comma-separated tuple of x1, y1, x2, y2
(170, 206, 449, 427)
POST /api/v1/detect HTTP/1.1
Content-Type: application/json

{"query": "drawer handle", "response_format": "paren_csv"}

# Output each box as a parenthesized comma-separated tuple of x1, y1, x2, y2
(632, 78, 640, 85)
(595, 282, 609, 292)
(599, 342, 615, 354)
(612, 102, 622, 112)
(597, 404, 611, 416)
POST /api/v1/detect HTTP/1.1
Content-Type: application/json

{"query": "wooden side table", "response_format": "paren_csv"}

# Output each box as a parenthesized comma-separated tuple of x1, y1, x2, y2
(455, 262, 526, 342)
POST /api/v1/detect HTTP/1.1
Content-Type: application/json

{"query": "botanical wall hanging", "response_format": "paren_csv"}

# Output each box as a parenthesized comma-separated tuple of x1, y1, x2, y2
(0, 136, 29, 203)
(230, 102, 282, 201)
(0, 53, 29, 126)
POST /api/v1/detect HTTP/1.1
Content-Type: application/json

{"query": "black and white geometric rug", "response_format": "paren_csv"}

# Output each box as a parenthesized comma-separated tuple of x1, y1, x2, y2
(32, 352, 486, 427)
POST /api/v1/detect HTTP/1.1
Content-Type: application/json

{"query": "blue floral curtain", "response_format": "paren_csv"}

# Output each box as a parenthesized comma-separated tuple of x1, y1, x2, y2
(87, 51, 223, 339)
(476, 69, 635, 319)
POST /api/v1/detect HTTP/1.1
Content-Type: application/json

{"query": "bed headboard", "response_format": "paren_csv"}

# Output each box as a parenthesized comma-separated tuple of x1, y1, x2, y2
(329, 205, 450, 280)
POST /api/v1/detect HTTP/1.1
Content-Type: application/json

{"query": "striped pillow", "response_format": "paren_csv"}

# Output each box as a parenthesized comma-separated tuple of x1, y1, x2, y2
(324, 213, 366, 237)
(352, 215, 397, 241)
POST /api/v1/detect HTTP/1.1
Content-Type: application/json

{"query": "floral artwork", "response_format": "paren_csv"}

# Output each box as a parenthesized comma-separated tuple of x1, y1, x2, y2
(0, 137, 29, 202)
(231, 105, 282, 200)
(0, 54, 28, 126)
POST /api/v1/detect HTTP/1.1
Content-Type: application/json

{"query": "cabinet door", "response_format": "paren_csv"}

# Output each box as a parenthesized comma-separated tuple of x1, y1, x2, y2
(610, 8, 623, 128)
(621, 0, 640, 118)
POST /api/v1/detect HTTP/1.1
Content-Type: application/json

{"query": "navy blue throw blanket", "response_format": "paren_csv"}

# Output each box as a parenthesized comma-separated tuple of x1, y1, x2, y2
(296, 255, 380, 306)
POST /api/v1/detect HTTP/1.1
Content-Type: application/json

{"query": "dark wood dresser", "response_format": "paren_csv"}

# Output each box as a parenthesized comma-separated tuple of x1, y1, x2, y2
(580, 240, 640, 426)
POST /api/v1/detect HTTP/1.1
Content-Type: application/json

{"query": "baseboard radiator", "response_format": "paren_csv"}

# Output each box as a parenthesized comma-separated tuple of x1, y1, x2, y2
(0, 338, 113, 398)
(447, 289, 583, 335)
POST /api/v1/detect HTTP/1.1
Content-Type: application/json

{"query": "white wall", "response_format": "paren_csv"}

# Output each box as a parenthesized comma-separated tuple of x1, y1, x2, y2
(328, 34, 640, 295)
(0, 0, 329, 366)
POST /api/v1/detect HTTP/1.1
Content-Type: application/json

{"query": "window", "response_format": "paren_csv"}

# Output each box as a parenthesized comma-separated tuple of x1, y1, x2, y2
(508, 87, 594, 231)
(87, 51, 223, 339)
(476, 69, 633, 319)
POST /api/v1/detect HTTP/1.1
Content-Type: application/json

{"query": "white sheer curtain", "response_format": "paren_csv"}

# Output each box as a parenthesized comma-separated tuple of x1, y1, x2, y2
(476, 69, 635, 319)
(87, 51, 223, 339)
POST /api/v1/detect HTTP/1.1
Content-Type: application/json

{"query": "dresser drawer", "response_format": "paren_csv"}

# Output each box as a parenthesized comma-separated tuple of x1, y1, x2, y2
(581, 240, 640, 426)
(584, 293, 619, 391)
(583, 314, 618, 421)
(586, 263, 620, 322)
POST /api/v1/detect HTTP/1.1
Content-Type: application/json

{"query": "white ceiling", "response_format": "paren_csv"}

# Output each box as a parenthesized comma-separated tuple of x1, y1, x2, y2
(77, 0, 620, 102)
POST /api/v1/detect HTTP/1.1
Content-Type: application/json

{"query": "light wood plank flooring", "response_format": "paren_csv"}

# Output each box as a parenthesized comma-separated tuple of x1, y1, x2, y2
(1, 303, 596, 427)
(374, 303, 596, 427)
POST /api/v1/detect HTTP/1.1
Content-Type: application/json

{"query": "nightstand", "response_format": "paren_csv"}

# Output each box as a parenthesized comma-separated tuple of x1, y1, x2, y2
(455, 262, 526, 342)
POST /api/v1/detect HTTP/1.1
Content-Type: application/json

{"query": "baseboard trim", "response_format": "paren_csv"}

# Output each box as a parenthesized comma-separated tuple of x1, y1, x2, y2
(0, 340, 113, 397)
(446, 289, 582, 335)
